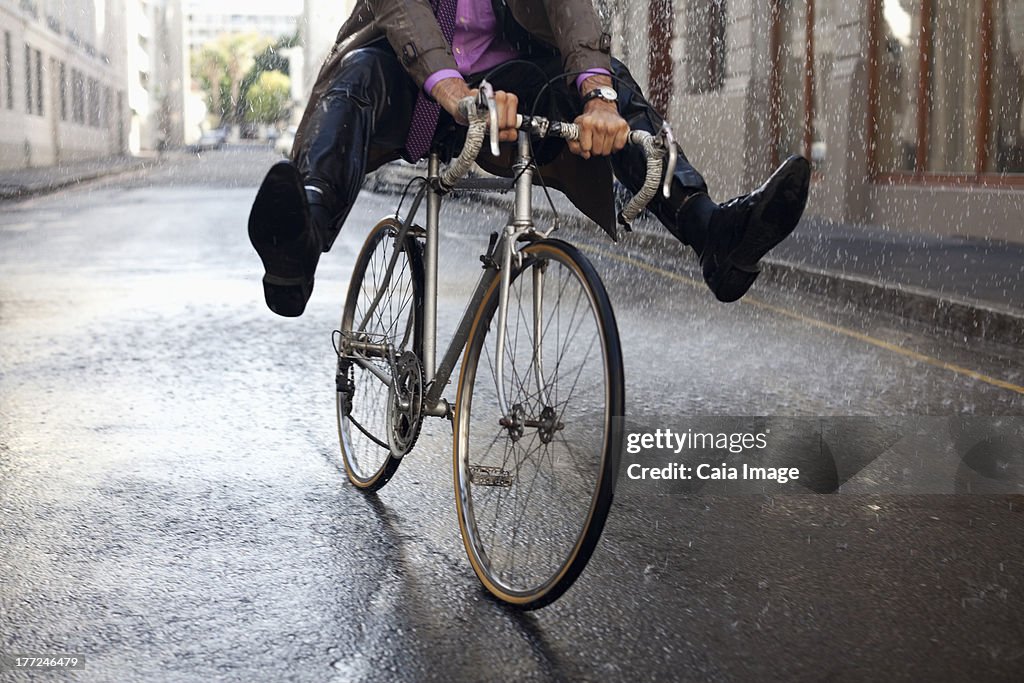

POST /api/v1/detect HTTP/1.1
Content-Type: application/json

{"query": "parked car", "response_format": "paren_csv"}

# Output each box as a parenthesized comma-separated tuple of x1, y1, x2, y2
(194, 130, 224, 152)
(274, 126, 297, 156)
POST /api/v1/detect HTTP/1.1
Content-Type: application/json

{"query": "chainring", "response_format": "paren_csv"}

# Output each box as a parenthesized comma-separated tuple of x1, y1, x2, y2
(387, 351, 425, 457)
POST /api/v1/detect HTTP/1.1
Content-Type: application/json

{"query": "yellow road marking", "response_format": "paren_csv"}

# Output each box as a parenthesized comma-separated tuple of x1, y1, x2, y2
(580, 245, 1024, 397)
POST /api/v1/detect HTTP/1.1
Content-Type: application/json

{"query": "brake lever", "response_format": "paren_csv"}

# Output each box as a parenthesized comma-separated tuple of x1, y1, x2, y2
(660, 121, 677, 199)
(479, 80, 501, 157)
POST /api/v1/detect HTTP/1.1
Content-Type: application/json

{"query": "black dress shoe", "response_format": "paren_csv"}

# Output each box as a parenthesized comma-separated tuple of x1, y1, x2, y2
(701, 155, 811, 302)
(248, 161, 322, 317)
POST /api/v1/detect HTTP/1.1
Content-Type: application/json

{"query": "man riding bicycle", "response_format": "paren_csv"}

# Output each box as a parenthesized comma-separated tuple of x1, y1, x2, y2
(248, 0, 811, 317)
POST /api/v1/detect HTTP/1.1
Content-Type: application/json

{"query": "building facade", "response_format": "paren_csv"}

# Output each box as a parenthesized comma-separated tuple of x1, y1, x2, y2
(126, 0, 188, 152)
(607, 0, 1024, 243)
(0, 0, 189, 169)
(184, 0, 301, 53)
(0, 0, 129, 170)
(300, 0, 353, 96)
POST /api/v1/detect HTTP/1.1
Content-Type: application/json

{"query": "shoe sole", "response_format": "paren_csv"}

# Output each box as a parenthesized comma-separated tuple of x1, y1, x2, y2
(262, 276, 314, 318)
(248, 162, 316, 317)
(248, 161, 306, 251)
(706, 261, 760, 304)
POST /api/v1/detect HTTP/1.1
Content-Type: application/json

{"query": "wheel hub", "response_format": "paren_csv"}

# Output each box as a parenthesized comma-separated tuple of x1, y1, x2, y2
(499, 404, 564, 443)
(499, 403, 527, 442)
(533, 406, 563, 444)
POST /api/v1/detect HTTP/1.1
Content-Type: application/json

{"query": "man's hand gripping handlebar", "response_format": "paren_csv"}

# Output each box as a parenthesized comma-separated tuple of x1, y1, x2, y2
(442, 80, 679, 228)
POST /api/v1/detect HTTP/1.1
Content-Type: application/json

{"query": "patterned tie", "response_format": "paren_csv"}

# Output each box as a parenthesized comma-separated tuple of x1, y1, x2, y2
(404, 0, 458, 161)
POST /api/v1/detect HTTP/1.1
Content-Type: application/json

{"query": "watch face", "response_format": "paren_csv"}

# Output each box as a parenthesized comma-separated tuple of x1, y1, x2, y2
(583, 85, 618, 105)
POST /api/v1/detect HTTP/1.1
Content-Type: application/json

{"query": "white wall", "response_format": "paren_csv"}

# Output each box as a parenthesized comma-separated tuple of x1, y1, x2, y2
(301, 0, 354, 95)
(0, 0, 129, 169)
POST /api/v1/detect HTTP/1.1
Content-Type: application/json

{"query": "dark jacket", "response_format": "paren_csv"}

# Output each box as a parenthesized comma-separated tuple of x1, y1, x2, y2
(294, 0, 621, 234)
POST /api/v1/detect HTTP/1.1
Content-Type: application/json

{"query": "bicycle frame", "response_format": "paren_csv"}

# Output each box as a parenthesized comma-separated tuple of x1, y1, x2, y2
(346, 131, 547, 425)
(345, 101, 671, 430)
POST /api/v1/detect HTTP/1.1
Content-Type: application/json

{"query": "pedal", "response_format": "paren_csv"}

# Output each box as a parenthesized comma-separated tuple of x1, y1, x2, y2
(469, 465, 514, 488)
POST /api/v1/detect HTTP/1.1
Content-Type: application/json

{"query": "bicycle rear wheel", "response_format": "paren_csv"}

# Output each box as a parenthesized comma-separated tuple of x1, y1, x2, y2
(337, 217, 423, 491)
(453, 239, 624, 609)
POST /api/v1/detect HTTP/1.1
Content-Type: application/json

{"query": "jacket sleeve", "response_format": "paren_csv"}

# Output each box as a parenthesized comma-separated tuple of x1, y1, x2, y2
(540, 0, 612, 79)
(366, 0, 460, 90)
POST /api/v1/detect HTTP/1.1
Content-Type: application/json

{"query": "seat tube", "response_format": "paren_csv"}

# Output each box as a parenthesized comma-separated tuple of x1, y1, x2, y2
(424, 153, 441, 383)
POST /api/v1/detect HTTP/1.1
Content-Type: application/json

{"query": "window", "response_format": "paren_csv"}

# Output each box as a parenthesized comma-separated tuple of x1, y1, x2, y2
(684, 0, 727, 94)
(22, 45, 44, 116)
(870, 0, 1024, 178)
(59, 61, 67, 121)
(771, 0, 835, 167)
(88, 77, 99, 127)
(25, 44, 32, 114)
(72, 69, 85, 124)
(4, 32, 12, 110)
(35, 48, 43, 116)
(117, 90, 124, 149)
(648, 0, 674, 113)
(989, 0, 1024, 172)
(773, 0, 809, 161)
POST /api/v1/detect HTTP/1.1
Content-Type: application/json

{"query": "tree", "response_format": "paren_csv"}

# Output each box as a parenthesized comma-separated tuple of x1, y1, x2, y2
(236, 35, 296, 122)
(244, 70, 291, 125)
(190, 33, 272, 127)
(192, 44, 229, 124)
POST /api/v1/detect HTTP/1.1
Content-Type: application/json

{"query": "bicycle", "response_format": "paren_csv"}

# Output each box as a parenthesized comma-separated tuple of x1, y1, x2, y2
(333, 83, 678, 609)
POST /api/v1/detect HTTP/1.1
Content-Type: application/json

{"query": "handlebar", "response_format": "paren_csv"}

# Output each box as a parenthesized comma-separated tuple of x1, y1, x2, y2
(438, 81, 678, 228)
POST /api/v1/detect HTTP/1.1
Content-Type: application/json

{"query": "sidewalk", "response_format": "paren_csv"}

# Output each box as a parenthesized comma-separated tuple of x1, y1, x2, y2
(366, 162, 1023, 346)
(0, 155, 153, 200)
(753, 217, 1023, 346)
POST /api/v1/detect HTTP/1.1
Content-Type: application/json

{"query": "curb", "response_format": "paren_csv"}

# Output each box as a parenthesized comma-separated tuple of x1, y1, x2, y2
(0, 157, 153, 201)
(758, 260, 1023, 347)
(365, 165, 1023, 347)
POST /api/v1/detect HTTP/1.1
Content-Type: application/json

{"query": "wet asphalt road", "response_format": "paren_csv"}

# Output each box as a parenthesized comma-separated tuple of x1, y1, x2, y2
(2, 145, 1023, 682)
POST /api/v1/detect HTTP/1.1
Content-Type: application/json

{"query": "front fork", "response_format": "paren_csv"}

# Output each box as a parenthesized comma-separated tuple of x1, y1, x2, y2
(493, 225, 516, 419)
(531, 261, 551, 409)
(493, 133, 551, 422)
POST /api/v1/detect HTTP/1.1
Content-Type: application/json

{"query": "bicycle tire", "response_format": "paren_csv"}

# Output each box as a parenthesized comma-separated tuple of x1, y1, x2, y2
(337, 217, 424, 491)
(453, 239, 624, 609)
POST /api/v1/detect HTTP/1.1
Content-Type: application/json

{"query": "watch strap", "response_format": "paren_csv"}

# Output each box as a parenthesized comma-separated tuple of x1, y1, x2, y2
(581, 87, 617, 106)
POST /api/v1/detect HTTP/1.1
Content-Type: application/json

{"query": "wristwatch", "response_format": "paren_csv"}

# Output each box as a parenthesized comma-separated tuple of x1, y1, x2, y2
(581, 85, 618, 106)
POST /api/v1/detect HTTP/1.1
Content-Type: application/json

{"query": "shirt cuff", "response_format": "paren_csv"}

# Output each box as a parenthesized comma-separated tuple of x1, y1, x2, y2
(575, 68, 612, 92)
(424, 69, 463, 96)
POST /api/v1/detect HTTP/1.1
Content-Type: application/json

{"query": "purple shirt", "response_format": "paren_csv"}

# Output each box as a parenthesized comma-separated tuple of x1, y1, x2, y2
(423, 0, 610, 96)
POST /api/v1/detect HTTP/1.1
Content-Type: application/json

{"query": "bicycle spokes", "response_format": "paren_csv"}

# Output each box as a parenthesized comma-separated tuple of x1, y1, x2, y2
(456, 241, 621, 606)
(337, 219, 423, 489)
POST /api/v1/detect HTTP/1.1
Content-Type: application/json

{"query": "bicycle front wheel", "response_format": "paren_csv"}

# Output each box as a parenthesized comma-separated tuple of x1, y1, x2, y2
(453, 239, 624, 609)
(337, 217, 423, 491)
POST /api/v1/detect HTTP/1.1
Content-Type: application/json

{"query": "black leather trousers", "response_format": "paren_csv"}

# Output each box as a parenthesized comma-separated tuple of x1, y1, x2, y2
(293, 40, 710, 251)
(293, 41, 419, 251)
